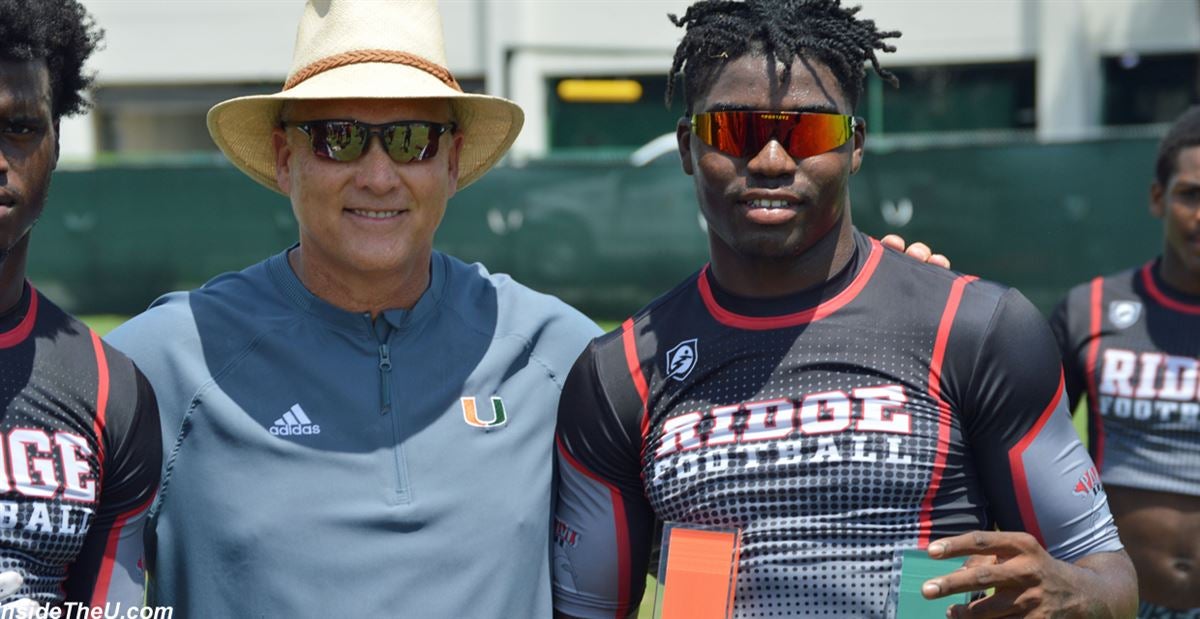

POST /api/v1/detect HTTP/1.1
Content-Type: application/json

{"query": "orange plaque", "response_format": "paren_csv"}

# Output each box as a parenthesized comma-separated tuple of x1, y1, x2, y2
(653, 523, 742, 619)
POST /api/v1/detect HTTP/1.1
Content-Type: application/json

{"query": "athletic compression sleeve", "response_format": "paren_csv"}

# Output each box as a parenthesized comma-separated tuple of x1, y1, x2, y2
(554, 336, 655, 618)
(947, 288, 1121, 562)
(64, 363, 161, 606)
(1048, 290, 1089, 412)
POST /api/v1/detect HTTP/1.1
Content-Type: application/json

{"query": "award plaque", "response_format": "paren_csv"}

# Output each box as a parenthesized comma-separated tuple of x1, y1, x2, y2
(895, 548, 970, 618)
(651, 522, 742, 619)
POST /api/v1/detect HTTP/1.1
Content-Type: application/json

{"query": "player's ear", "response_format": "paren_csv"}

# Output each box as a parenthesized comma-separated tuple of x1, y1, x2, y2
(677, 117, 694, 176)
(850, 116, 864, 175)
(1150, 180, 1165, 219)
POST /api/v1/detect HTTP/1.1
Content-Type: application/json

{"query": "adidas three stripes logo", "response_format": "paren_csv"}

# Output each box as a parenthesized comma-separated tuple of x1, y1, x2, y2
(270, 404, 322, 437)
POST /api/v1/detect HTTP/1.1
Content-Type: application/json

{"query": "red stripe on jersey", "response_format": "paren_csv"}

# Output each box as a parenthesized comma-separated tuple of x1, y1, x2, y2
(1141, 262, 1200, 314)
(1005, 374, 1065, 547)
(696, 238, 883, 330)
(556, 436, 633, 619)
(0, 283, 38, 349)
(917, 274, 977, 548)
(89, 330, 110, 470)
(89, 492, 154, 606)
(1084, 277, 1105, 468)
(621, 319, 651, 442)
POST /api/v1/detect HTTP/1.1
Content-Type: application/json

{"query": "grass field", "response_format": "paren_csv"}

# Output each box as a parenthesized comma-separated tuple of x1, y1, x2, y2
(80, 314, 128, 336)
(82, 314, 1088, 618)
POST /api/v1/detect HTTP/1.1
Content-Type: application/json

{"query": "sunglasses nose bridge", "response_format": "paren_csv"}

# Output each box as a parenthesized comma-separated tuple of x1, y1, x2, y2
(747, 138, 799, 177)
(359, 125, 390, 157)
(758, 119, 792, 152)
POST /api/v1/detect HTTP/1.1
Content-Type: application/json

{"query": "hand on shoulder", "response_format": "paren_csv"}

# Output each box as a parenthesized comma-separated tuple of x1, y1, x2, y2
(881, 234, 951, 269)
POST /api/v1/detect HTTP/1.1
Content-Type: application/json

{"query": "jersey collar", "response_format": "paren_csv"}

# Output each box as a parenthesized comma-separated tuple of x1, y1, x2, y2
(697, 232, 883, 330)
(266, 246, 447, 335)
(1140, 259, 1200, 315)
(0, 281, 38, 349)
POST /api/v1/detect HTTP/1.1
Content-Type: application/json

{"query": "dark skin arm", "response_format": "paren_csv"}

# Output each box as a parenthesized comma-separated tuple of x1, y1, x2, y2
(921, 531, 1138, 618)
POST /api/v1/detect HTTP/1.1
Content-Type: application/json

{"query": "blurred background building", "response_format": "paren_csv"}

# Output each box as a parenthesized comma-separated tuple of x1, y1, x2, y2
(37, 0, 1200, 317)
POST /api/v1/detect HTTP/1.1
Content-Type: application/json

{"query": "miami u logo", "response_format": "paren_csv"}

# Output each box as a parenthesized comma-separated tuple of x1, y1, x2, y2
(461, 396, 508, 428)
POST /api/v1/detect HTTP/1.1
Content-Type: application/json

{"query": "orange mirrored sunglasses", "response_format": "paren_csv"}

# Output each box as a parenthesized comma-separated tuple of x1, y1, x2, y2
(691, 111, 858, 159)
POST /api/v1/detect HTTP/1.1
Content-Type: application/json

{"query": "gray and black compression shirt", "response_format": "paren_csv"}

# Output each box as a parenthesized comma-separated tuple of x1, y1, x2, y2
(1051, 260, 1200, 497)
(554, 230, 1122, 618)
(0, 283, 160, 607)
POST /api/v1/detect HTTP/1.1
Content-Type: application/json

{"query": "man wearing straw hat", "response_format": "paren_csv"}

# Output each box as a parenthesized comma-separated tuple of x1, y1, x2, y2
(107, 0, 598, 616)
(106, 0, 943, 615)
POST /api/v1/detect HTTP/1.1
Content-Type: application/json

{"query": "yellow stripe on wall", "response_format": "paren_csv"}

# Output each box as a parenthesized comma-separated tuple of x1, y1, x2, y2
(557, 79, 643, 103)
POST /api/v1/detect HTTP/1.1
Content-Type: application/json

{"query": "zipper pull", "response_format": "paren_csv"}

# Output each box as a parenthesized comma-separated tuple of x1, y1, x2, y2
(379, 343, 392, 415)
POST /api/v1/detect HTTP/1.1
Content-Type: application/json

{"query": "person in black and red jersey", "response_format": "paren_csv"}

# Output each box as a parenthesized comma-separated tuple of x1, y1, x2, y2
(551, 1, 1137, 617)
(0, 0, 161, 609)
(1051, 107, 1200, 619)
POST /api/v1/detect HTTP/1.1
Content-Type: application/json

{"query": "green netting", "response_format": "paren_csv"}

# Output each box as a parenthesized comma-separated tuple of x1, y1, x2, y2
(30, 135, 1161, 318)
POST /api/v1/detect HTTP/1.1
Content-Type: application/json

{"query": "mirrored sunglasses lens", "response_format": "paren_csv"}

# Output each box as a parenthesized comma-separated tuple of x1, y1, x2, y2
(385, 123, 437, 163)
(786, 114, 851, 158)
(718, 113, 751, 157)
(312, 121, 365, 161)
(694, 113, 746, 157)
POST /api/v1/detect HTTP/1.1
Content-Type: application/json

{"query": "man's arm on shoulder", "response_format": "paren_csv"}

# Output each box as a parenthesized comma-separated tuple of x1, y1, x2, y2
(553, 338, 656, 619)
(103, 292, 191, 366)
(105, 293, 200, 448)
(932, 287, 1135, 617)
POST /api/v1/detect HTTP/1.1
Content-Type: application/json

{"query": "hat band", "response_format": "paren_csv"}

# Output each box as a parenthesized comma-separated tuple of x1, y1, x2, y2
(285, 49, 463, 92)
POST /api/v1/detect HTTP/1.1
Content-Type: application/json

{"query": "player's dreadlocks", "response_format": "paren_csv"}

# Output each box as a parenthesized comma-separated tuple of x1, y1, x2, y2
(0, 0, 103, 120)
(667, 0, 899, 114)
(1155, 106, 1200, 188)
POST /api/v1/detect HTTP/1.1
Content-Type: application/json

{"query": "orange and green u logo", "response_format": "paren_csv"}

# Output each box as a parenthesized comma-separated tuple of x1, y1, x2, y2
(461, 396, 508, 428)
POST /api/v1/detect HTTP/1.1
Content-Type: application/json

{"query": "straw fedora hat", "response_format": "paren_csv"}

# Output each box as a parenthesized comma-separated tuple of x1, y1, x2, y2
(207, 0, 523, 194)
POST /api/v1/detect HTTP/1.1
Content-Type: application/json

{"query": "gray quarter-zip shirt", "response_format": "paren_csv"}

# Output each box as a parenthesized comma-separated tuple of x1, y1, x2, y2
(106, 248, 599, 618)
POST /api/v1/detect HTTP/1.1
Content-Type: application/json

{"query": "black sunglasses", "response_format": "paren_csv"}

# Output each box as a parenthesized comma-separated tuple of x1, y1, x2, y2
(281, 119, 456, 163)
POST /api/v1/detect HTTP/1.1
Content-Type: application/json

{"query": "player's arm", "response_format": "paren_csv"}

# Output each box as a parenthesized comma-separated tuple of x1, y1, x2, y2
(927, 288, 1136, 618)
(553, 338, 657, 619)
(64, 364, 162, 606)
(1048, 288, 1089, 413)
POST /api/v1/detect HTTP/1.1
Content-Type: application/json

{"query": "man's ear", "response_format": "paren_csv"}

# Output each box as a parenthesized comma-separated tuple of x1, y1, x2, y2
(272, 128, 293, 196)
(850, 116, 865, 175)
(1150, 180, 1165, 219)
(445, 131, 464, 199)
(677, 118, 694, 176)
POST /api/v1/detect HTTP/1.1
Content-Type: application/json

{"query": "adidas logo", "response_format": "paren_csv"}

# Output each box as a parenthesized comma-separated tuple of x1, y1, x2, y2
(270, 404, 321, 437)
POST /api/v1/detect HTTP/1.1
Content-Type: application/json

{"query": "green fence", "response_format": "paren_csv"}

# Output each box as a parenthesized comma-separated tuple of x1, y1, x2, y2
(30, 134, 1161, 318)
